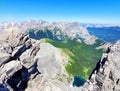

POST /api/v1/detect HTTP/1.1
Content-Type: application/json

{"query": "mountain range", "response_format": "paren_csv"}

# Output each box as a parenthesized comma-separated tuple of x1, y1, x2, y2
(0, 20, 97, 44)
(0, 20, 119, 91)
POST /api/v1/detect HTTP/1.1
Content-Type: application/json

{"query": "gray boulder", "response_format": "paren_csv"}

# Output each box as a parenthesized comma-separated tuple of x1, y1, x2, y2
(0, 60, 22, 83)
(0, 53, 11, 66)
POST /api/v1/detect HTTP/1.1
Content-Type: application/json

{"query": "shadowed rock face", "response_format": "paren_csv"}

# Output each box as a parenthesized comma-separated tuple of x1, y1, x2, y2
(0, 30, 41, 91)
(7, 67, 29, 91)
(0, 61, 22, 91)
(12, 41, 32, 60)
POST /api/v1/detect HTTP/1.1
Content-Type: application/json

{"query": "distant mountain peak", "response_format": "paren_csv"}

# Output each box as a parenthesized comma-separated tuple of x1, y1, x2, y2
(0, 20, 97, 45)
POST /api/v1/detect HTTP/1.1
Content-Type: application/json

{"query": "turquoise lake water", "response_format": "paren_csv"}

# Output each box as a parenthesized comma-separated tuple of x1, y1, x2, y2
(73, 76, 86, 87)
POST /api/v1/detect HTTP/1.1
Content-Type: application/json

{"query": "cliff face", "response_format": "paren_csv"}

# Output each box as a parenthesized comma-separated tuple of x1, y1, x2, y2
(80, 40, 120, 91)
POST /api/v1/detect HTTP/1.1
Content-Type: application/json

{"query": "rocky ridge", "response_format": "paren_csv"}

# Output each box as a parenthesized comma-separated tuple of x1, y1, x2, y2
(0, 20, 97, 44)
(0, 30, 70, 91)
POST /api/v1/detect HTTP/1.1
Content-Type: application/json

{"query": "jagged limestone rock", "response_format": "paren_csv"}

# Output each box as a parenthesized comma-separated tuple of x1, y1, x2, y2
(78, 40, 120, 91)
(96, 42, 111, 50)
(0, 53, 11, 66)
(25, 43, 70, 91)
(0, 61, 22, 82)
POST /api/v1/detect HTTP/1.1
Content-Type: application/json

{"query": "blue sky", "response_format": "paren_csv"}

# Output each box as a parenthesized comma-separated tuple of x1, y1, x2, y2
(0, 0, 120, 24)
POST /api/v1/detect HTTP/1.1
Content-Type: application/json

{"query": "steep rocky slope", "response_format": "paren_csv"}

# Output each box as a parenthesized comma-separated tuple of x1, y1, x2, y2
(26, 43, 70, 91)
(75, 40, 120, 91)
(0, 29, 71, 91)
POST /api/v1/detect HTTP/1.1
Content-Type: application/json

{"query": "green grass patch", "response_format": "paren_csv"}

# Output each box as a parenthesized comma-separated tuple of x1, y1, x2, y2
(46, 38, 102, 79)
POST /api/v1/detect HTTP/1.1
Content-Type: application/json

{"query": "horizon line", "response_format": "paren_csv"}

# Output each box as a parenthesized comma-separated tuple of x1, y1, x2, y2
(0, 19, 120, 25)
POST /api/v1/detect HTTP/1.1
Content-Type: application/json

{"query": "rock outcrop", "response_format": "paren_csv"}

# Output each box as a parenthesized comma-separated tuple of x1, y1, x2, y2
(25, 43, 70, 91)
(96, 42, 111, 50)
(0, 29, 70, 91)
(78, 40, 120, 91)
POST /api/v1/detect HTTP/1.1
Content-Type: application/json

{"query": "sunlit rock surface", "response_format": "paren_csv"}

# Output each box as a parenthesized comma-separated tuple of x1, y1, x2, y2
(0, 30, 71, 91)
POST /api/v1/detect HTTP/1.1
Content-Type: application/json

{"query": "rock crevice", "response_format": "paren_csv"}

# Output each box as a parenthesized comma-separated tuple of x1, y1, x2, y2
(0, 31, 41, 91)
